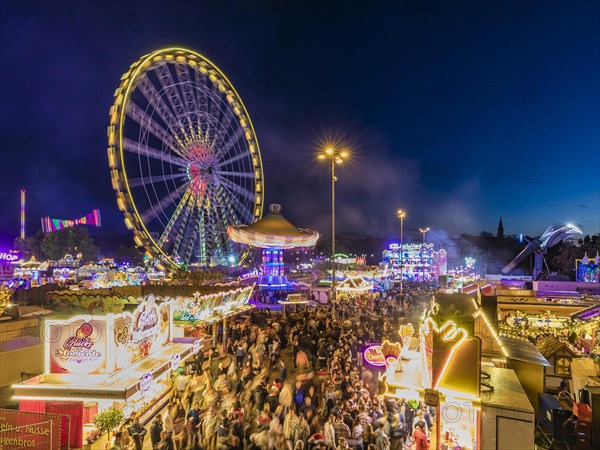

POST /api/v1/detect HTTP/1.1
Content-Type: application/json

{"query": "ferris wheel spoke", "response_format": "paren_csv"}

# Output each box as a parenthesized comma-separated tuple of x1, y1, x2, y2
(157, 190, 193, 249)
(136, 76, 181, 134)
(218, 181, 253, 224)
(155, 63, 188, 120)
(174, 64, 202, 121)
(216, 150, 250, 169)
(214, 126, 245, 161)
(216, 170, 256, 180)
(140, 182, 188, 224)
(125, 102, 183, 157)
(123, 138, 187, 167)
(128, 172, 186, 188)
(217, 175, 257, 204)
(193, 70, 209, 120)
(216, 184, 243, 227)
(211, 105, 236, 150)
(173, 193, 199, 256)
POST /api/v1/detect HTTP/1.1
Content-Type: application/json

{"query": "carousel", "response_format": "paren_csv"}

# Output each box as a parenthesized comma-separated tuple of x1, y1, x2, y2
(227, 204, 319, 290)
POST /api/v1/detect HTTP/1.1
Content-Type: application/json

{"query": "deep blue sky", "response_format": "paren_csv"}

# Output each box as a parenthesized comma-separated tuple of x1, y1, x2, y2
(1, 0, 599, 246)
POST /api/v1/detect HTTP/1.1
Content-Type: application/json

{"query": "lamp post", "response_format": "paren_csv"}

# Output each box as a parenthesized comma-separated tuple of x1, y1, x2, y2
(318, 148, 348, 304)
(419, 227, 429, 281)
(397, 209, 406, 293)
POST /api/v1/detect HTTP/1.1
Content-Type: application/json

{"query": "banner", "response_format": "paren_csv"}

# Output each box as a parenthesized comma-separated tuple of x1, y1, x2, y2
(0, 408, 62, 449)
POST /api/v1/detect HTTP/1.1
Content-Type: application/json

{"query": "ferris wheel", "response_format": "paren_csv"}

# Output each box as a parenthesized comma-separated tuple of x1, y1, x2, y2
(108, 48, 264, 269)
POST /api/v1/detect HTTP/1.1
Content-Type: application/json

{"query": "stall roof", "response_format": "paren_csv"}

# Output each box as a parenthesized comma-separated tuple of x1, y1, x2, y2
(14, 342, 192, 401)
(536, 336, 578, 359)
(571, 303, 600, 321)
(481, 367, 534, 414)
(500, 335, 551, 366)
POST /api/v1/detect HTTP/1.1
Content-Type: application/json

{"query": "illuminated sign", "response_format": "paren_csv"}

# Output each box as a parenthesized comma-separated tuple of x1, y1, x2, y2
(193, 340, 201, 355)
(113, 299, 170, 371)
(48, 319, 107, 374)
(171, 354, 180, 370)
(45, 297, 171, 376)
(363, 344, 386, 367)
(0, 250, 20, 262)
(363, 341, 402, 369)
(241, 269, 260, 279)
(0, 409, 62, 450)
(140, 373, 153, 392)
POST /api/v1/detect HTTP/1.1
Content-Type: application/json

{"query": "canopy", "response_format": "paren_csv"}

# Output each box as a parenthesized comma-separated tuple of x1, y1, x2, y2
(227, 204, 319, 249)
(337, 276, 373, 292)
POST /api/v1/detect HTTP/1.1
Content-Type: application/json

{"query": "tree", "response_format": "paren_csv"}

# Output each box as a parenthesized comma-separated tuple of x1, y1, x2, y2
(41, 226, 99, 262)
(115, 244, 144, 266)
(13, 231, 44, 260)
(92, 406, 124, 441)
(550, 233, 600, 279)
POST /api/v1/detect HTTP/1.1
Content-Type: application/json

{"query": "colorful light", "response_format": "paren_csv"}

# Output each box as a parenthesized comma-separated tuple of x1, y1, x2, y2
(20, 189, 25, 240)
(41, 209, 101, 233)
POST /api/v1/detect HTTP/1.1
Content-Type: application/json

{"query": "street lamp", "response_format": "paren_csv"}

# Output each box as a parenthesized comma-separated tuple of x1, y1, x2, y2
(418, 227, 429, 281)
(397, 209, 406, 293)
(419, 227, 430, 243)
(318, 147, 348, 303)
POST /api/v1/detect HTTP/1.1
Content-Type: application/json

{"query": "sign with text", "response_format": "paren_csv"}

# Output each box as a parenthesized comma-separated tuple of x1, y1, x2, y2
(48, 319, 107, 374)
(424, 389, 440, 407)
(0, 409, 62, 449)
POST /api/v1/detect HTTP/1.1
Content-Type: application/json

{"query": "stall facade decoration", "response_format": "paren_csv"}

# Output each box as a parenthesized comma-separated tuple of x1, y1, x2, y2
(15, 290, 253, 448)
(44, 297, 171, 376)
(336, 276, 373, 294)
(364, 304, 481, 450)
(171, 285, 254, 324)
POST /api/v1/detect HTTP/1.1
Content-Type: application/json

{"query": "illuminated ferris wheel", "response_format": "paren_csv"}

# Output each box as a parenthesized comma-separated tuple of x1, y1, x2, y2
(108, 48, 264, 269)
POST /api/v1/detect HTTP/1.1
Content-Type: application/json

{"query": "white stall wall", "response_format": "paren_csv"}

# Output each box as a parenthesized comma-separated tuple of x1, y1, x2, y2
(481, 405, 534, 450)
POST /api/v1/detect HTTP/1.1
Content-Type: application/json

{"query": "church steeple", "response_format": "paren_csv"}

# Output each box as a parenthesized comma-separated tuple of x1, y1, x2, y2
(497, 217, 504, 239)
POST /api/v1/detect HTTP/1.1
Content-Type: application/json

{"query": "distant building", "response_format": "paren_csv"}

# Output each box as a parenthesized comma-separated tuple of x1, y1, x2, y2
(497, 217, 504, 239)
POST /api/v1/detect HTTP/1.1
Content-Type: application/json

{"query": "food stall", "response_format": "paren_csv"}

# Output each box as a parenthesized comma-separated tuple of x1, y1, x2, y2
(13, 297, 184, 448)
(364, 305, 481, 449)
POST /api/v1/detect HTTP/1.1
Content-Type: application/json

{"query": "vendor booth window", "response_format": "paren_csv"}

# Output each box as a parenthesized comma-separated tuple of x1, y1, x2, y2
(555, 356, 571, 376)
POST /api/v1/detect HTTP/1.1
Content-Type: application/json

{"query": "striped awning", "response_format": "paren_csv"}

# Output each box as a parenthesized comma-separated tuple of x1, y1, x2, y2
(227, 204, 319, 249)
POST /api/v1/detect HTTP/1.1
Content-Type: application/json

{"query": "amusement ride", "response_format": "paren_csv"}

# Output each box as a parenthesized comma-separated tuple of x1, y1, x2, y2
(108, 47, 264, 270)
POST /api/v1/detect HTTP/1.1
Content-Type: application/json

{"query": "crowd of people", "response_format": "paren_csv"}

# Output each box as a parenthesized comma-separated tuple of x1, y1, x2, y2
(109, 287, 436, 450)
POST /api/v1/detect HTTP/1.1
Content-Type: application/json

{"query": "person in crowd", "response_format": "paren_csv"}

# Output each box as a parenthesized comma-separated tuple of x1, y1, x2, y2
(150, 415, 163, 449)
(413, 421, 429, 450)
(128, 414, 147, 450)
(119, 428, 135, 450)
(109, 431, 123, 450)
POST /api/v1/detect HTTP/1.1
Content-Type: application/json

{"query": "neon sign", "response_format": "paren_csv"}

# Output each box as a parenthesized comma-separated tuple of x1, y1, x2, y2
(0, 251, 20, 262)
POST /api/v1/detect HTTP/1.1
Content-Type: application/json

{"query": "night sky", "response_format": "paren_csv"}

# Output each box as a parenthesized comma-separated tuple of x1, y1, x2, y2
(1, 0, 599, 248)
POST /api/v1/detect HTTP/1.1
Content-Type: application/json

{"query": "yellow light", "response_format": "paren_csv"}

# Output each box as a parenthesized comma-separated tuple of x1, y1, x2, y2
(318, 154, 325, 160)
(340, 151, 348, 158)
(325, 148, 333, 156)
(397, 209, 406, 218)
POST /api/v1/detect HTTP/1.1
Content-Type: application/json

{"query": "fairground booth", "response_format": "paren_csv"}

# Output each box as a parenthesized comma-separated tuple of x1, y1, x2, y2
(13, 286, 253, 448)
(364, 297, 537, 450)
